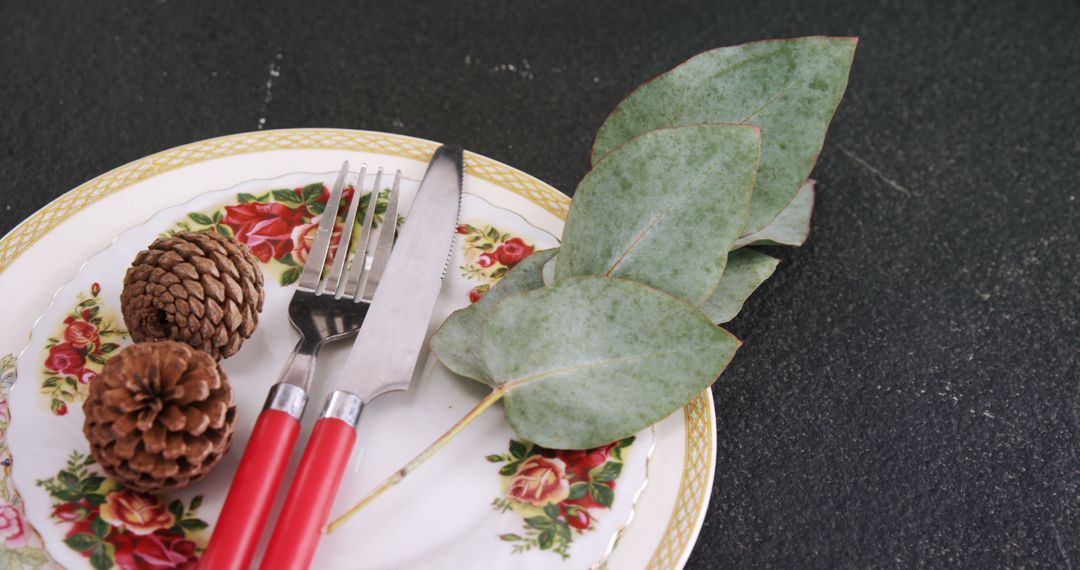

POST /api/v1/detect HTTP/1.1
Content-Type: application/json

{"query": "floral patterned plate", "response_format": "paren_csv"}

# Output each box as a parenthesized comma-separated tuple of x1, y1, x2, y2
(0, 129, 716, 569)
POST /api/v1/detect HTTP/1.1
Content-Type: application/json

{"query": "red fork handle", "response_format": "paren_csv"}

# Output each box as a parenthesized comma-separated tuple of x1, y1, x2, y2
(259, 391, 362, 570)
(202, 384, 307, 570)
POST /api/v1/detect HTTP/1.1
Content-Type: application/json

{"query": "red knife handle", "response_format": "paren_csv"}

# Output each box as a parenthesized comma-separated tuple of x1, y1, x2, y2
(202, 384, 308, 570)
(259, 391, 363, 570)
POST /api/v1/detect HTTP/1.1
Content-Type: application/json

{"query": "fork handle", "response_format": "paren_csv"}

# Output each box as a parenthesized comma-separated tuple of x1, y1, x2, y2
(259, 391, 362, 570)
(202, 384, 308, 570)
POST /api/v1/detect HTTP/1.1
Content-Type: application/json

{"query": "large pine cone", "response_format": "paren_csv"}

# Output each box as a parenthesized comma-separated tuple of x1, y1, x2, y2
(121, 230, 264, 360)
(83, 341, 237, 492)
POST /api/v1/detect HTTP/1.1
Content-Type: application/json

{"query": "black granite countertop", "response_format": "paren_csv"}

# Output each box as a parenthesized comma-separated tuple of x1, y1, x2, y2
(2, 0, 1078, 567)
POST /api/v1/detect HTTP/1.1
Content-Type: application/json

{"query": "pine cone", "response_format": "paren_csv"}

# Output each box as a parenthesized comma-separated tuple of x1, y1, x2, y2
(83, 341, 237, 492)
(121, 230, 264, 360)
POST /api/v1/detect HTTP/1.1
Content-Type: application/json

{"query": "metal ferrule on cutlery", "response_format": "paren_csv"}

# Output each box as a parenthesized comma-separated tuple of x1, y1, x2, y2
(201, 160, 403, 570)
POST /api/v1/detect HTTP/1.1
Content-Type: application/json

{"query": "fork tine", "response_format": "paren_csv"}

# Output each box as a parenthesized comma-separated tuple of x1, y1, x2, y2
(320, 167, 366, 295)
(298, 161, 350, 291)
(338, 168, 382, 299)
(353, 169, 401, 303)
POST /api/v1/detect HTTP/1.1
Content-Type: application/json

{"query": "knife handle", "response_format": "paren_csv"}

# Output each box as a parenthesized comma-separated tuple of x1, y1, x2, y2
(202, 384, 307, 570)
(259, 391, 363, 570)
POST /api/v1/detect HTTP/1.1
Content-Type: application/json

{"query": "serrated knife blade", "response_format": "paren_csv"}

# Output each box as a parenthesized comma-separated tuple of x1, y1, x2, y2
(333, 145, 463, 401)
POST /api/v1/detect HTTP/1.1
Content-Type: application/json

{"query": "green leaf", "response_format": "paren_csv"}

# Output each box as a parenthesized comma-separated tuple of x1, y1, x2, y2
(590, 461, 623, 483)
(509, 440, 528, 459)
(481, 277, 740, 449)
(500, 533, 522, 541)
(734, 180, 815, 247)
(64, 533, 98, 552)
(81, 475, 105, 492)
(431, 248, 557, 384)
(212, 210, 223, 224)
(590, 483, 615, 508)
(58, 470, 80, 491)
(180, 519, 209, 531)
(271, 189, 304, 204)
(280, 266, 301, 286)
(613, 436, 635, 460)
(591, 36, 856, 235)
(302, 183, 325, 203)
(498, 460, 522, 476)
(215, 224, 233, 237)
(537, 528, 554, 550)
(54, 489, 79, 502)
(701, 248, 780, 324)
(187, 212, 214, 226)
(190, 495, 203, 511)
(556, 520, 572, 542)
(541, 250, 557, 286)
(543, 503, 560, 520)
(168, 499, 184, 521)
(90, 545, 112, 570)
(238, 192, 258, 203)
(307, 201, 326, 216)
(85, 493, 106, 506)
(524, 516, 551, 530)
(555, 125, 760, 306)
(91, 515, 110, 538)
(568, 482, 589, 500)
(485, 454, 504, 463)
(98, 343, 119, 354)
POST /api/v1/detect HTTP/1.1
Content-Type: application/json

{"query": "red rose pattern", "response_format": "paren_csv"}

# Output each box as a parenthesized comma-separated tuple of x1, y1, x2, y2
(477, 252, 497, 268)
(222, 202, 306, 262)
(64, 320, 99, 349)
(113, 531, 198, 570)
(38, 452, 207, 568)
(494, 237, 534, 267)
(505, 456, 570, 506)
(44, 344, 85, 375)
(0, 503, 28, 548)
(41, 284, 126, 415)
(494, 437, 633, 558)
(459, 224, 536, 304)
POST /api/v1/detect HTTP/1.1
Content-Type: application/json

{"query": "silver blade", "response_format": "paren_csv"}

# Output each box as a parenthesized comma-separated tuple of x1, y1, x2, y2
(333, 145, 463, 401)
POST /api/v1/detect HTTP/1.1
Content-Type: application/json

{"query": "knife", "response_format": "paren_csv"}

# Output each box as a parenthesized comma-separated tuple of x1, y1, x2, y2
(258, 145, 463, 570)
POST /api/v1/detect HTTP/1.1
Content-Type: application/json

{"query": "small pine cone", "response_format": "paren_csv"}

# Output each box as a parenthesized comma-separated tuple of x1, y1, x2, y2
(121, 230, 264, 360)
(83, 341, 237, 492)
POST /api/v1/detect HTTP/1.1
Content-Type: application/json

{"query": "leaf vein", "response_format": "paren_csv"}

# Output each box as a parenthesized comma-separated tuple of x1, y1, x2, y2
(604, 189, 689, 276)
(502, 349, 691, 389)
(737, 79, 798, 124)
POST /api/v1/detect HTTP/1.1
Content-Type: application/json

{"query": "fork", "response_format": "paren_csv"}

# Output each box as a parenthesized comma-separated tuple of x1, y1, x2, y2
(201, 161, 402, 570)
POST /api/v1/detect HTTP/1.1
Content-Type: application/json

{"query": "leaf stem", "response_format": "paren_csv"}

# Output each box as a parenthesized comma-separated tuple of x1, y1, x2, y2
(325, 385, 508, 533)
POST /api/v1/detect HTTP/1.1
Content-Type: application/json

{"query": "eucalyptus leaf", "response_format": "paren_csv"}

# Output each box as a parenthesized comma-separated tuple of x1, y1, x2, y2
(541, 250, 558, 286)
(734, 180, 815, 248)
(591, 36, 856, 235)
(555, 124, 760, 306)
(431, 248, 558, 384)
(481, 277, 740, 449)
(701, 248, 779, 324)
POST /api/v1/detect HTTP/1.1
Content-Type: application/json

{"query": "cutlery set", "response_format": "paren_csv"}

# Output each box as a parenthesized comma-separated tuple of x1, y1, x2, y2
(201, 146, 464, 569)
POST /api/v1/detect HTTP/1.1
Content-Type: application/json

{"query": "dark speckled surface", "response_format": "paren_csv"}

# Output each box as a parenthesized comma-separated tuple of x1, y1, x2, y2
(2, 0, 1079, 567)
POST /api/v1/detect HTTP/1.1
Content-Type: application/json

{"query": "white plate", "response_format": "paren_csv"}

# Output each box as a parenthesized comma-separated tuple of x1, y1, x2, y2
(0, 129, 715, 569)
